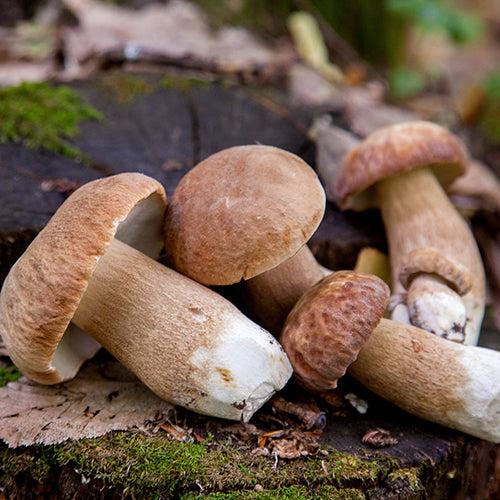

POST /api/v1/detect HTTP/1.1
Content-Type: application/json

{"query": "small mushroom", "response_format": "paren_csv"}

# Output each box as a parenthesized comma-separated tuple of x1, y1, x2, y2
(349, 318, 500, 443)
(164, 145, 329, 334)
(0, 173, 292, 422)
(279, 270, 390, 392)
(333, 121, 486, 345)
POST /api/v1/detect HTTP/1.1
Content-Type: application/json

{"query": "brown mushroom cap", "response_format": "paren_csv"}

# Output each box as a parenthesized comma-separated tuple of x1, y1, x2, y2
(164, 145, 326, 286)
(279, 270, 390, 392)
(334, 121, 468, 211)
(0, 173, 167, 385)
(399, 247, 472, 296)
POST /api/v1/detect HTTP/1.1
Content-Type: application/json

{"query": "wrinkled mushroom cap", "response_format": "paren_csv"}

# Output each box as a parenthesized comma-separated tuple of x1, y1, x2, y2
(164, 145, 326, 286)
(0, 173, 167, 385)
(334, 121, 468, 211)
(279, 270, 390, 392)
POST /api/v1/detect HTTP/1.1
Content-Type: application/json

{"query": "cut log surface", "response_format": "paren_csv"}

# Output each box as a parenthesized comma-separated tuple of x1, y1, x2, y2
(0, 71, 498, 499)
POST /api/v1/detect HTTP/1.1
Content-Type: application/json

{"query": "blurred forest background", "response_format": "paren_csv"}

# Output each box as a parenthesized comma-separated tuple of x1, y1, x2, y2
(0, 0, 499, 154)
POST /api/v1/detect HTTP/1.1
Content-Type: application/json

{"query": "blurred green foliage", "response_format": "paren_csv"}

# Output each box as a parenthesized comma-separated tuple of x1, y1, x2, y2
(479, 70, 500, 143)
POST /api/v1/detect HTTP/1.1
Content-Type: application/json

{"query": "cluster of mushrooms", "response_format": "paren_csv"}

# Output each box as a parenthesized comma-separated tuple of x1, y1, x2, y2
(0, 120, 499, 443)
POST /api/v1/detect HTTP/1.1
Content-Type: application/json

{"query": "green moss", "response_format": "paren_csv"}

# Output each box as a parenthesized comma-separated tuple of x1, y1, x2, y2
(160, 74, 212, 92)
(0, 430, 424, 498)
(99, 72, 156, 103)
(0, 364, 22, 387)
(182, 484, 364, 499)
(0, 81, 103, 159)
(47, 432, 400, 497)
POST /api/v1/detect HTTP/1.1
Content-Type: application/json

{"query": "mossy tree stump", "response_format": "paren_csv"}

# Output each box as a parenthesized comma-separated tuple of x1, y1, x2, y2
(0, 70, 498, 499)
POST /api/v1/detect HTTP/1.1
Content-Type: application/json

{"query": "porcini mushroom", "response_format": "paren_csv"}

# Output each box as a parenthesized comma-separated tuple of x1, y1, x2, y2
(278, 267, 500, 442)
(333, 121, 485, 345)
(0, 173, 292, 421)
(348, 318, 500, 443)
(164, 145, 329, 334)
(279, 270, 390, 392)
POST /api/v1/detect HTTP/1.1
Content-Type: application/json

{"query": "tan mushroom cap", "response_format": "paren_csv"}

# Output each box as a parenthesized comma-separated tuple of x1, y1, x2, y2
(334, 121, 468, 211)
(164, 145, 326, 286)
(399, 247, 472, 295)
(279, 270, 390, 392)
(0, 173, 167, 385)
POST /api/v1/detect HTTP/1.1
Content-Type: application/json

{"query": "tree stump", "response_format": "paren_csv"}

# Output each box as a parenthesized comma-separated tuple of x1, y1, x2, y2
(0, 70, 498, 499)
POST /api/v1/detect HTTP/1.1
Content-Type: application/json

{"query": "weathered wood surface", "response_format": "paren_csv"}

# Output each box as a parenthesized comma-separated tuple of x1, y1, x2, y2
(0, 71, 499, 499)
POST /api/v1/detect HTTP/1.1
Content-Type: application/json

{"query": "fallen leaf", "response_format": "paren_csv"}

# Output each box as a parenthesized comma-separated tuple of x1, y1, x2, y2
(159, 421, 192, 442)
(60, 0, 291, 79)
(362, 428, 399, 448)
(268, 429, 322, 459)
(0, 358, 173, 447)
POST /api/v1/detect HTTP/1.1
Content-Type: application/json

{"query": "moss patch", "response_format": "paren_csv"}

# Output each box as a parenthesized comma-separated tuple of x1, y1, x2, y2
(99, 72, 156, 103)
(45, 432, 399, 498)
(0, 430, 445, 498)
(0, 364, 22, 387)
(0, 81, 103, 159)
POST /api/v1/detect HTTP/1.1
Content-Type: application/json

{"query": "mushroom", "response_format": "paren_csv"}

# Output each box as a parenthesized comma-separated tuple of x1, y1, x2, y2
(0, 173, 292, 422)
(279, 270, 390, 392)
(164, 145, 329, 335)
(333, 121, 485, 345)
(349, 318, 500, 443)
(278, 268, 500, 442)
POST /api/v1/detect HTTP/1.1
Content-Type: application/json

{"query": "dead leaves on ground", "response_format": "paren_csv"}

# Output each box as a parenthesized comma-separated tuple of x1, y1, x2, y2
(0, 357, 173, 447)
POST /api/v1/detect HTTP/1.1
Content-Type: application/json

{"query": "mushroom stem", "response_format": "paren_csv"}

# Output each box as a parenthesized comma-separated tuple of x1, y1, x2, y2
(348, 318, 500, 443)
(376, 166, 485, 345)
(72, 238, 292, 422)
(240, 245, 330, 335)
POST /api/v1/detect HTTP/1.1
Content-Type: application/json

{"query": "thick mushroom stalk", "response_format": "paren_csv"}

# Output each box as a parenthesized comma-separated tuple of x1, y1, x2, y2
(0, 173, 292, 422)
(376, 166, 484, 343)
(241, 245, 330, 334)
(349, 318, 500, 443)
(72, 238, 292, 422)
(334, 121, 486, 345)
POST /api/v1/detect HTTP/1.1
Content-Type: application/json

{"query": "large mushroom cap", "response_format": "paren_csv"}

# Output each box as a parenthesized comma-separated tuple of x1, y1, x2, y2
(334, 121, 468, 211)
(164, 145, 326, 286)
(0, 173, 167, 385)
(279, 270, 390, 392)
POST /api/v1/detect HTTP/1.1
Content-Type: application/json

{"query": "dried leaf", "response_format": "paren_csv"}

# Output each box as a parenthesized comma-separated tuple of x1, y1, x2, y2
(61, 0, 290, 79)
(0, 359, 173, 447)
(268, 429, 321, 459)
(159, 421, 192, 442)
(362, 428, 399, 448)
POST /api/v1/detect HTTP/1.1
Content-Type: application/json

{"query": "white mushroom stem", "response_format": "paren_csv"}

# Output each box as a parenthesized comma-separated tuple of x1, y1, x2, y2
(348, 318, 500, 443)
(376, 166, 485, 345)
(240, 245, 330, 335)
(72, 238, 292, 422)
(406, 275, 467, 342)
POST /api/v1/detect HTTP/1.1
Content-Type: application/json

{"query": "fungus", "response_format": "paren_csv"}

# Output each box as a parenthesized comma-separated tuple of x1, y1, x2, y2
(0, 173, 292, 421)
(333, 121, 485, 344)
